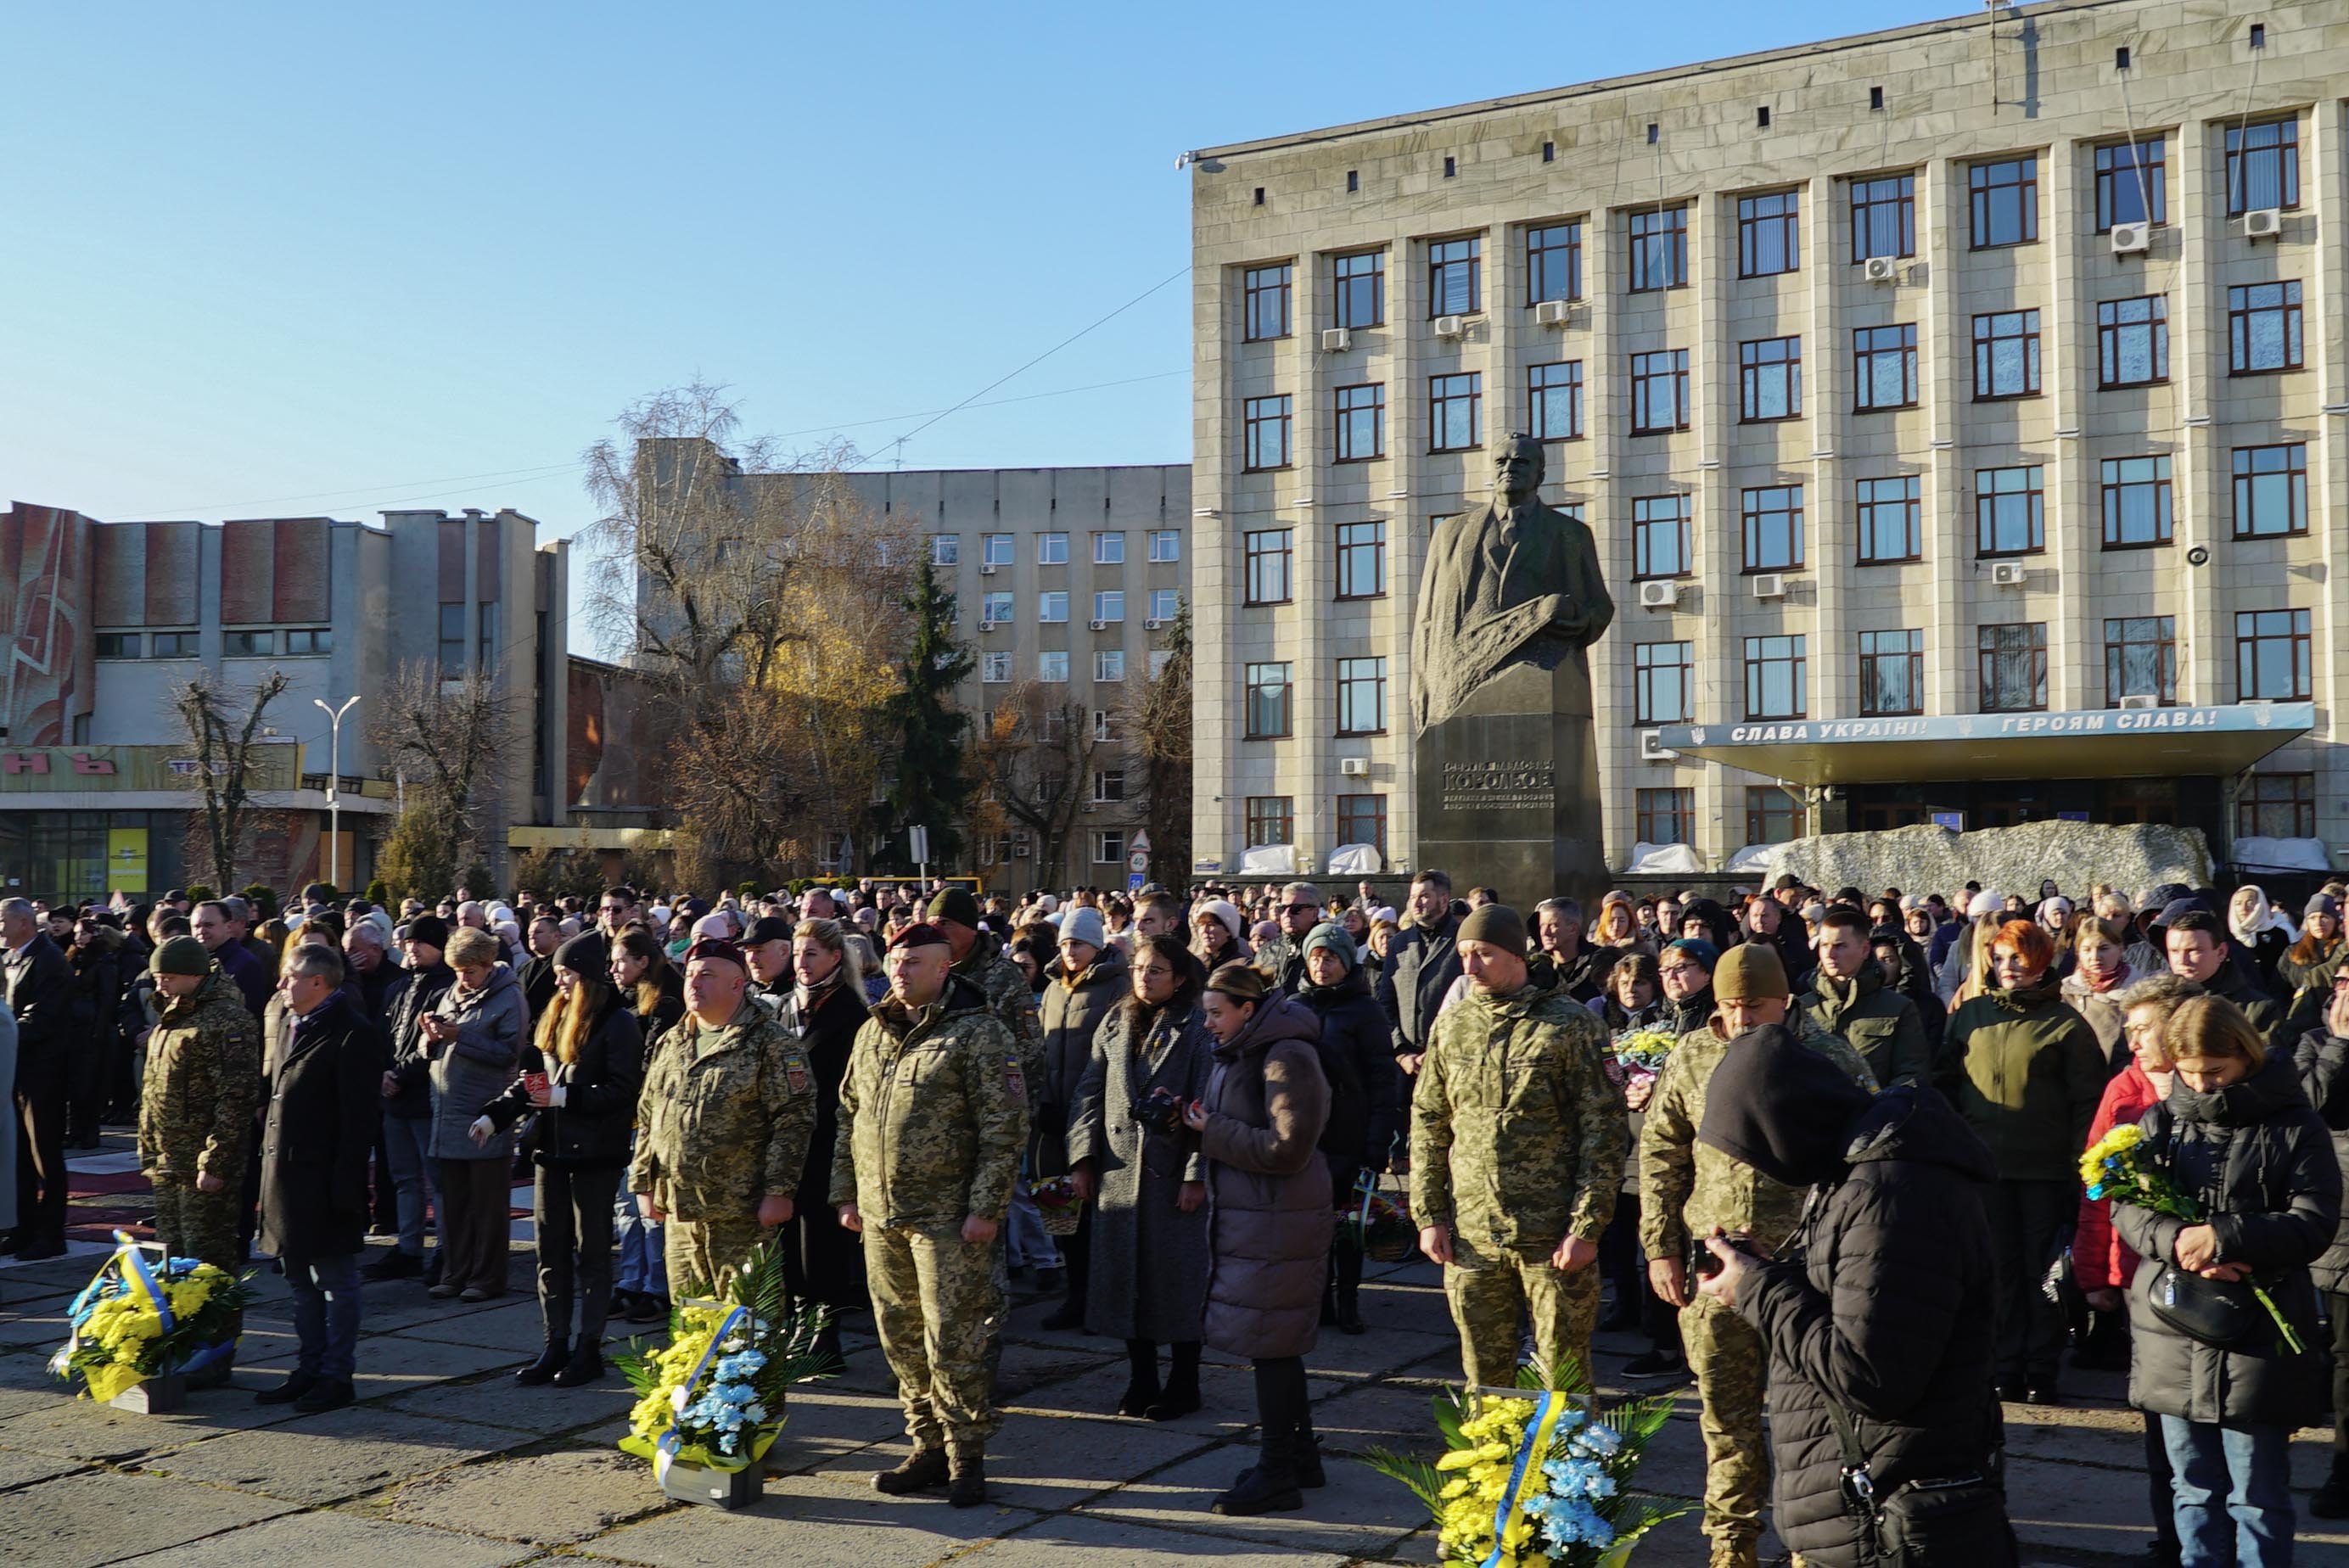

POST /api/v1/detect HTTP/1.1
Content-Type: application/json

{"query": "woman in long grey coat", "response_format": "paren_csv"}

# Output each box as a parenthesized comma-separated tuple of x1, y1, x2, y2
(1067, 934, 1213, 1420)
(1183, 961, 1330, 1520)
(423, 927, 528, 1302)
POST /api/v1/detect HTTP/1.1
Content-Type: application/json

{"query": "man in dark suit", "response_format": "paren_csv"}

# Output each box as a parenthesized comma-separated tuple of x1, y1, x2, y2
(1376, 871, 1466, 1078)
(4, 899, 74, 1257)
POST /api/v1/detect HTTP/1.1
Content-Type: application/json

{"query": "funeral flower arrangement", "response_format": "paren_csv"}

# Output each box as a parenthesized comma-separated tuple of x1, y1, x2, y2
(617, 1241, 835, 1476)
(51, 1232, 254, 1403)
(1605, 1028, 1679, 1095)
(1365, 1358, 1690, 1567)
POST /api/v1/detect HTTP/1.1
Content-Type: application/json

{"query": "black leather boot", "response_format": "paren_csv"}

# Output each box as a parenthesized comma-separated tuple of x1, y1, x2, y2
(514, 1340, 569, 1386)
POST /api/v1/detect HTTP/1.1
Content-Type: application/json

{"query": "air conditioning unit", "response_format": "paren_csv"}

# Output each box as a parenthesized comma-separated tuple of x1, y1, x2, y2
(1012, 840, 1031, 857)
(1989, 561, 2027, 587)
(1751, 572, 1787, 600)
(1433, 314, 1466, 339)
(2240, 207, 2284, 240)
(1090, 619, 1108, 631)
(2118, 693, 2160, 710)
(1639, 731, 1675, 762)
(1637, 580, 1681, 609)
(979, 619, 999, 631)
(1533, 299, 1576, 328)
(1338, 756, 1371, 776)
(1145, 618, 1163, 630)
(1864, 255, 1901, 284)
(2110, 221, 2151, 255)
(978, 563, 998, 575)
(1320, 328, 1353, 352)
(1079, 802, 1096, 814)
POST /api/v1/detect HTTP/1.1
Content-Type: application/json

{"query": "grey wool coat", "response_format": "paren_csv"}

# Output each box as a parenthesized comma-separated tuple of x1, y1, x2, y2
(428, 964, 529, 1162)
(1034, 949, 1130, 1178)
(1065, 999, 1214, 1342)
(1199, 994, 1332, 1359)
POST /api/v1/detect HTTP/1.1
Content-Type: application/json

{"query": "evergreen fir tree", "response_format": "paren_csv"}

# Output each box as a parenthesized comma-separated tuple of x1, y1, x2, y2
(882, 557, 975, 869)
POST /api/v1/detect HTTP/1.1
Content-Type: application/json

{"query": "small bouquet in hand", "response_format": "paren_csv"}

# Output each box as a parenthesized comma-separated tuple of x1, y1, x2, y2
(1604, 1028, 1679, 1097)
(1032, 1174, 1085, 1237)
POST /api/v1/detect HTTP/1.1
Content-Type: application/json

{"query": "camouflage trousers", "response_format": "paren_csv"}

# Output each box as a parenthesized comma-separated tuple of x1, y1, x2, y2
(1442, 1245, 1600, 1391)
(868, 1223, 1004, 1459)
(150, 1179, 241, 1271)
(664, 1218, 775, 1303)
(1681, 1293, 1768, 1543)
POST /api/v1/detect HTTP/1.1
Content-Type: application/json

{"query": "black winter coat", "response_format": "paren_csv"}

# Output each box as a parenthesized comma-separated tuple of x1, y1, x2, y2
(2114, 1050, 2341, 1428)
(257, 991, 381, 1259)
(1298, 966, 1404, 1193)
(775, 977, 867, 1212)
(384, 960, 456, 1120)
(5, 931, 72, 1063)
(2296, 1028, 2349, 1296)
(1376, 916, 1460, 1056)
(481, 1000, 645, 1168)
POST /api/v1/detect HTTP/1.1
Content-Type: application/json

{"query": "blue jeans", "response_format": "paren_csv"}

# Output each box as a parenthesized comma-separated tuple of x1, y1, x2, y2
(379, 1114, 435, 1258)
(2161, 1415, 2294, 1567)
(1006, 1168, 1058, 1271)
(284, 1252, 362, 1381)
(614, 1188, 665, 1295)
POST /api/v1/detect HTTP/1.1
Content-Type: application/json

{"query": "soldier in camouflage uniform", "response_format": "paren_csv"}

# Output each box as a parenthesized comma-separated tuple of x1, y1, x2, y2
(1640, 943, 1876, 1568)
(833, 921, 1028, 1509)
(1410, 904, 1626, 1392)
(1248, 882, 1320, 994)
(928, 888, 1041, 1107)
(137, 937, 262, 1268)
(629, 938, 819, 1302)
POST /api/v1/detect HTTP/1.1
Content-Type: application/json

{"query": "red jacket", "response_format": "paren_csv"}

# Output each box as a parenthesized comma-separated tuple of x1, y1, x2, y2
(2073, 1062, 2167, 1291)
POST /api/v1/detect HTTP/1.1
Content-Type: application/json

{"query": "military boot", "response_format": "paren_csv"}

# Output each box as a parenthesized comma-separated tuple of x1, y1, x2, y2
(872, 1446, 950, 1495)
(947, 1454, 988, 1509)
(1706, 1537, 1760, 1568)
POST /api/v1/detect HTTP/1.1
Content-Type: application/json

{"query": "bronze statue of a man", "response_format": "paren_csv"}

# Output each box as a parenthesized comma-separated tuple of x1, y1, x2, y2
(1410, 436, 1613, 732)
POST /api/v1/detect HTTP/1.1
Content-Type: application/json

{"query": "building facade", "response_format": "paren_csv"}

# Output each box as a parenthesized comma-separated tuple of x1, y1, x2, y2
(1186, 0, 2346, 882)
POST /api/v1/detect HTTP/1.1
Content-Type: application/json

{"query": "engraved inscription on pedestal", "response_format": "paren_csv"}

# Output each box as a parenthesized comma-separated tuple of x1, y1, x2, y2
(1438, 759, 1556, 815)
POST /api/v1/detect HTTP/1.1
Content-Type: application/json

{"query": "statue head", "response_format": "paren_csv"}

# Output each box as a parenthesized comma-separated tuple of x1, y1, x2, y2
(1492, 435, 1544, 504)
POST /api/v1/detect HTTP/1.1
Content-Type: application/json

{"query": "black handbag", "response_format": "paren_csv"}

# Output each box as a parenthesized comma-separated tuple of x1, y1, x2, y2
(2144, 1263, 2273, 1351)
(1823, 1399, 2017, 1567)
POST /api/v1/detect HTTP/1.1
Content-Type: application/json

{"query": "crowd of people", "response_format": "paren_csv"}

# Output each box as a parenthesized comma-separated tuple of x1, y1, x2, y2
(3, 864, 2346, 1560)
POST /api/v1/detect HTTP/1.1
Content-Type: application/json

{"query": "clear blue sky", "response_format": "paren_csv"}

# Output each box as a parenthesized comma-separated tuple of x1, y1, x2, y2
(5, 0, 1959, 613)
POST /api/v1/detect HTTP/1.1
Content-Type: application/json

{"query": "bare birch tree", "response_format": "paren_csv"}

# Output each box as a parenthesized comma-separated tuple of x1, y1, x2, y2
(170, 669, 290, 888)
(369, 660, 516, 869)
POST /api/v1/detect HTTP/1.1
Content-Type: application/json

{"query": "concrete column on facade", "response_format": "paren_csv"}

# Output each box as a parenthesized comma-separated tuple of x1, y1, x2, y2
(1808, 173, 1850, 723)
(1290, 263, 1335, 870)
(1388, 233, 1426, 870)
(1191, 248, 1239, 869)
(2309, 98, 2347, 844)
(2046, 137, 2092, 714)
(2172, 117, 2222, 707)
(1695, 182, 1739, 865)
(1921, 155, 1968, 716)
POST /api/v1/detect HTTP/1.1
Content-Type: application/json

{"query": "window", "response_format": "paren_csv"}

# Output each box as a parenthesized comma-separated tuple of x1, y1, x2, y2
(1038, 591, 1068, 623)
(1968, 155, 2038, 247)
(1856, 476, 1922, 563)
(1528, 361, 1584, 441)
(1093, 590, 1124, 623)
(1971, 310, 2042, 399)
(2234, 444, 2308, 538)
(1243, 529, 1293, 604)
(1853, 324, 1918, 411)
(224, 630, 273, 657)
(981, 651, 1012, 683)
(1092, 770, 1125, 804)
(1244, 263, 1293, 340)
(1093, 709, 1117, 742)
(1527, 221, 1582, 303)
(1147, 588, 1180, 620)
(1334, 383, 1385, 461)
(1148, 649, 1173, 680)
(1743, 635, 1808, 720)
(1093, 531, 1124, 564)
(2100, 456, 2173, 547)
(152, 631, 198, 658)
(1147, 529, 1180, 562)
(1627, 205, 1688, 290)
(477, 603, 497, 672)
(983, 533, 1013, 567)
(930, 535, 959, 567)
(2239, 774, 2316, 840)
(1429, 373, 1481, 451)
(981, 591, 1012, 624)
(1336, 657, 1387, 734)
(2098, 295, 2169, 387)
(1337, 794, 1388, 854)
(1245, 796, 1294, 847)
(1629, 349, 1690, 434)
(1975, 466, 2045, 556)
(2096, 138, 2167, 228)
(1336, 521, 1385, 599)
(1427, 236, 1481, 316)
(1746, 787, 1806, 846)
(1632, 495, 1692, 579)
(1850, 173, 1916, 260)
(1978, 623, 2049, 712)
(1740, 336, 1802, 421)
(2105, 616, 2177, 706)
(1039, 651, 1069, 682)
(2229, 282, 2304, 373)
(1741, 485, 1804, 572)
(438, 603, 466, 673)
(2236, 609, 2311, 700)
(1038, 532, 1069, 565)
(1858, 630, 1924, 715)
(1332, 250, 1384, 328)
(1243, 395, 1292, 470)
(1738, 190, 1800, 277)
(2226, 118, 2300, 214)
(1245, 662, 1292, 737)
(95, 632, 139, 658)
(1635, 787, 1696, 847)
(1094, 650, 1126, 681)
(1633, 641, 1694, 725)
(1090, 831, 1126, 865)
(283, 627, 328, 656)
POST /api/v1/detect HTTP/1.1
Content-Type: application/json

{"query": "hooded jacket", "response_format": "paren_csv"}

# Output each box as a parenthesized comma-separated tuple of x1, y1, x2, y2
(1936, 978, 2105, 1182)
(2294, 1027, 2349, 1296)
(1702, 1033, 2006, 1568)
(1298, 957, 1405, 1188)
(1200, 993, 1331, 1359)
(1034, 948, 1130, 1173)
(2071, 1061, 2167, 1293)
(2114, 1050, 2340, 1428)
(1377, 910, 1462, 1056)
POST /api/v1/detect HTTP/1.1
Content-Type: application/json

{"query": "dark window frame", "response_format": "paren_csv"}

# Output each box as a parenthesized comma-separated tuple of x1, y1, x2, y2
(1746, 786, 1807, 846)
(2233, 443, 2310, 539)
(1741, 484, 1806, 573)
(1335, 656, 1388, 736)
(1627, 204, 1690, 292)
(1526, 221, 1584, 304)
(1739, 335, 1802, 422)
(1336, 793, 1388, 855)
(1243, 664, 1294, 740)
(1968, 155, 2040, 249)
(1635, 787, 1696, 847)
(1633, 640, 1695, 725)
(1428, 372, 1483, 452)
(1737, 189, 1801, 277)
(1427, 235, 1483, 316)
(2235, 608, 2313, 701)
(2226, 117, 2301, 215)
(1975, 466, 2047, 557)
(1853, 323, 1919, 411)
(1977, 622, 2050, 713)
(2095, 137, 2167, 230)
(1331, 249, 1386, 329)
(2100, 455, 2175, 549)
(1855, 475, 1923, 564)
(2104, 614, 2178, 707)
(1849, 173, 1917, 261)
(1242, 529, 1294, 606)
(1244, 795, 1294, 846)
(1243, 262, 1293, 341)
(2228, 281, 2305, 374)
(1528, 360, 1584, 442)
(2237, 773, 2316, 840)
(1971, 309, 2043, 400)
(1242, 394, 1292, 471)
(1631, 494, 1693, 580)
(1742, 633, 1808, 721)
(1335, 520, 1386, 600)
(2098, 294, 2170, 388)
(1333, 382, 1386, 461)
(1629, 348, 1690, 434)
(1858, 629, 1925, 716)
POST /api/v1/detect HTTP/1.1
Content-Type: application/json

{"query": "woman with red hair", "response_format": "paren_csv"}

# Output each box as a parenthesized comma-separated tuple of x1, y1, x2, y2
(1937, 917, 2106, 1407)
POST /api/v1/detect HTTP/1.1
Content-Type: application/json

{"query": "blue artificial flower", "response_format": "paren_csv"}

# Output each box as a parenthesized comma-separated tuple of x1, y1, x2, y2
(743, 1402, 768, 1424)
(718, 1431, 739, 1454)
(2087, 1184, 2105, 1201)
(1576, 1423, 1622, 1458)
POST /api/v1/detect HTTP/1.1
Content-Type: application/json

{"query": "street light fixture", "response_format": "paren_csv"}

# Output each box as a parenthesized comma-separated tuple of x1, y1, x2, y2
(314, 695, 361, 891)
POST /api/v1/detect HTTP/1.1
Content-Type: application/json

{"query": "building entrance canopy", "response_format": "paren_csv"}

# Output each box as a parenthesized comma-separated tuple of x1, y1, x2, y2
(1656, 703, 2313, 787)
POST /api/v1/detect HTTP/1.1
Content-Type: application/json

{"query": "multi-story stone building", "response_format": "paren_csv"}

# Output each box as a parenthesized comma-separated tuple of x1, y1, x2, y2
(1186, 0, 2343, 884)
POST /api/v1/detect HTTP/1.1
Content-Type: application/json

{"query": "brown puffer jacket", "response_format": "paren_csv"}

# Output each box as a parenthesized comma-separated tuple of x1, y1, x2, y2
(1199, 994, 1331, 1359)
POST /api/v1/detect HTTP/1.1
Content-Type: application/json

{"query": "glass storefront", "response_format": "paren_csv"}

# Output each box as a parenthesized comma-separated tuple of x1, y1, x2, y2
(0, 811, 189, 904)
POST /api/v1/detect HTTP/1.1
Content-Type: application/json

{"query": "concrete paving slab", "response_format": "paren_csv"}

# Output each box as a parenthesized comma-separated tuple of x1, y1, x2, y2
(0, 1374, 315, 1463)
(1074, 1437, 1427, 1558)
(0, 1468, 296, 1568)
(755, 1390, 917, 1476)
(387, 1303, 558, 1354)
(0, 1448, 87, 1492)
(144, 1404, 519, 1505)
(385, 1369, 634, 1438)
(800, 1409, 1214, 1513)
(382, 1445, 670, 1545)
(109, 1508, 538, 1568)
(1000, 1362, 1348, 1443)
(242, 1329, 519, 1400)
(956, 1510, 1351, 1568)
(577, 1470, 1041, 1567)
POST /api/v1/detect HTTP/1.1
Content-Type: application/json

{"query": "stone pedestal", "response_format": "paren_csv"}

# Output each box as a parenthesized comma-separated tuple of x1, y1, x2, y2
(1412, 655, 1606, 913)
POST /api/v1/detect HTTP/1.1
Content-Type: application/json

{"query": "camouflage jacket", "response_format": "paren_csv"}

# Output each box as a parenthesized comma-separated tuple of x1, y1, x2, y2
(1250, 932, 1308, 994)
(1639, 1016, 1877, 1262)
(1409, 977, 1625, 1260)
(138, 971, 262, 1184)
(954, 934, 1045, 1112)
(829, 974, 1029, 1229)
(628, 1000, 818, 1223)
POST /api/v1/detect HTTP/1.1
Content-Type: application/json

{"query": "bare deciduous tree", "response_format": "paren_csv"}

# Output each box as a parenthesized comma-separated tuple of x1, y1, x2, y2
(369, 660, 516, 868)
(170, 669, 290, 888)
(972, 683, 1102, 884)
(1122, 602, 1192, 885)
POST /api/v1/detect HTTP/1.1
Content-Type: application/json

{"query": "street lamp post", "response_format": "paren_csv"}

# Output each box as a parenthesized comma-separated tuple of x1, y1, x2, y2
(314, 695, 361, 891)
